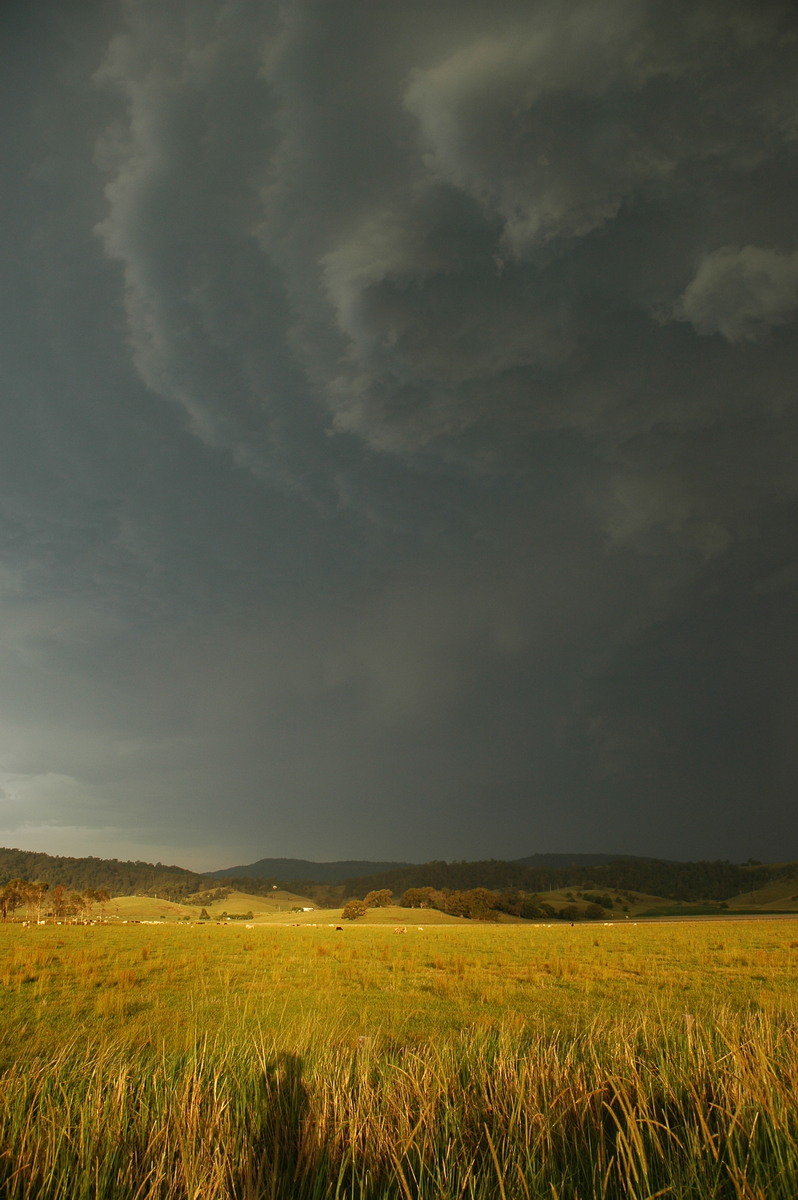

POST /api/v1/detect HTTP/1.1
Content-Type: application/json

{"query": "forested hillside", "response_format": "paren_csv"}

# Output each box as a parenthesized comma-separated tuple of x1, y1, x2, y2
(3, 846, 796, 908)
(0, 847, 205, 900)
(202, 857, 798, 908)
(332, 858, 797, 903)
(209, 857, 414, 882)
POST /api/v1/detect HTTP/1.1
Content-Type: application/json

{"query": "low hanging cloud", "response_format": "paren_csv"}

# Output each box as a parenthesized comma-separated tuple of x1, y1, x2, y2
(93, 2, 313, 484)
(402, 2, 677, 253)
(675, 245, 798, 343)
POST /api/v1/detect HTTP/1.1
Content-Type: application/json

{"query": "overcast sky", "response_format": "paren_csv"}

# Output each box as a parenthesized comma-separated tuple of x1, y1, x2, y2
(1, 0, 796, 872)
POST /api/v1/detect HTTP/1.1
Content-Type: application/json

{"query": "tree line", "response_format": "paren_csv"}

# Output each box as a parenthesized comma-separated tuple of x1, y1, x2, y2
(0, 847, 205, 901)
(3, 845, 794, 909)
(327, 857, 795, 904)
(0, 879, 112, 922)
(204, 857, 798, 908)
(338, 887, 620, 921)
(398, 887, 616, 921)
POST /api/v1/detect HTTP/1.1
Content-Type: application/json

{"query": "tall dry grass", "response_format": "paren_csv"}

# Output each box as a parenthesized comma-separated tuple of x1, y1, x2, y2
(0, 922, 796, 1197)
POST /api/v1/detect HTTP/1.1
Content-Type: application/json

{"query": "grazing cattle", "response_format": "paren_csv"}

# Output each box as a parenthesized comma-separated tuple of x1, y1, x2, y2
(394, 926, 406, 934)
(335, 926, 343, 931)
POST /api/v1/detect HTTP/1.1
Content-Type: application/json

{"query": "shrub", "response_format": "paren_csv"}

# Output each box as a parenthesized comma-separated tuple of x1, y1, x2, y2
(580, 892, 614, 909)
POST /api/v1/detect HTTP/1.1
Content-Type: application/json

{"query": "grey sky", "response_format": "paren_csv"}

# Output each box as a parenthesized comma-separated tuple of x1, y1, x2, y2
(1, 0, 796, 871)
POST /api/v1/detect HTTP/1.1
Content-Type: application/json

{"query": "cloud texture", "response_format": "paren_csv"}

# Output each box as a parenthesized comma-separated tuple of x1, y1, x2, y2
(1, 0, 797, 866)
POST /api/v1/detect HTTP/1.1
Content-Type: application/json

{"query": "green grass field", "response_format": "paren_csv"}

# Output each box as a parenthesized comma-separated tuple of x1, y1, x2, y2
(1, 919, 797, 1198)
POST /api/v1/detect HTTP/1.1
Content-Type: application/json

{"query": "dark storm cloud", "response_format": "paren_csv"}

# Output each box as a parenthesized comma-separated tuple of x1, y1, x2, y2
(94, 0, 798, 529)
(2, 0, 797, 865)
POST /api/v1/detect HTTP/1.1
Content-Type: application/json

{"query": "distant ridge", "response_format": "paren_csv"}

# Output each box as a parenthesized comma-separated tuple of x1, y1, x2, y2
(208, 852, 653, 883)
(207, 857, 415, 883)
(4, 845, 794, 908)
(0, 845, 204, 898)
(513, 853, 661, 868)
(326, 856, 797, 903)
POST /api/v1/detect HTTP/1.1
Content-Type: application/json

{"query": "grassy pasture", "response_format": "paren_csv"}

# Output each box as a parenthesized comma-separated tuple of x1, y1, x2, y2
(93, 888, 318, 923)
(728, 877, 798, 911)
(1, 919, 797, 1198)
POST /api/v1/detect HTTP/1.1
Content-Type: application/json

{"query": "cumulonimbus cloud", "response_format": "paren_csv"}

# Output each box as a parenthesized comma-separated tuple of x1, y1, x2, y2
(93, 0, 798, 551)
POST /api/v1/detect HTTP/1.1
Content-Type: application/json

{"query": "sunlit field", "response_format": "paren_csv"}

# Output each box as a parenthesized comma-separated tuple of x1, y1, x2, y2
(1, 919, 797, 1198)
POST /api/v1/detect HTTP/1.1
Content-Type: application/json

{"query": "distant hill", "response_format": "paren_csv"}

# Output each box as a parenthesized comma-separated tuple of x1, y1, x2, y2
(4, 844, 797, 913)
(513, 853, 660, 868)
(208, 853, 638, 884)
(207, 857, 415, 883)
(206, 853, 798, 905)
(209, 852, 658, 885)
(332, 857, 798, 904)
(0, 846, 205, 900)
